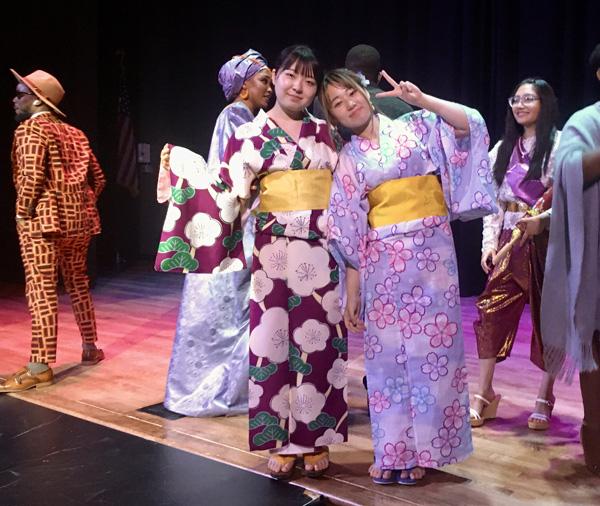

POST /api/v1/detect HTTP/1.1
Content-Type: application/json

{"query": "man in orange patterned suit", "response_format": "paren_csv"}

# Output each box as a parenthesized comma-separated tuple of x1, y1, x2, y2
(0, 69, 106, 393)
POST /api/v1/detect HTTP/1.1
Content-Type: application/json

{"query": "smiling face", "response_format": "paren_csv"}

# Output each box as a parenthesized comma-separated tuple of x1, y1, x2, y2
(243, 68, 272, 112)
(510, 83, 541, 129)
(272, 62, 317, 114)
(324, 82, 372, 133)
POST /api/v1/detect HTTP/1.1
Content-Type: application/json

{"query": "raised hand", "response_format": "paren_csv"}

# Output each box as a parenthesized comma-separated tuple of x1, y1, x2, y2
(160, 143, 171, 171)
(376, 70, 425, 107)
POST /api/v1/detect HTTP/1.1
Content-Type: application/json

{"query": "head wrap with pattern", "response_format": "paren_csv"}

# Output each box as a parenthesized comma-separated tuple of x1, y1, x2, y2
(218, 49, 268, 101)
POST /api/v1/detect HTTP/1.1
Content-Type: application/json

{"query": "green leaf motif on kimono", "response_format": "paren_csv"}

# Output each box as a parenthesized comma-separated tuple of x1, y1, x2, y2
(267, 127, 290, 140)
(290, 355, 312, 376)
(255, 211, 269, 230)
(290, 151, 304, 170)
(252, 424, 288, 447)
(308, 230, 319, 240)
(289, 344, 301, 358)
(222, 230, 243, 251)
(249, 411, 279, 429)
(332, 337, 347, 354)
(158, 236, 190, 253)
(308, 412, 337, 431)
(250, 363, 278, 382)
(272, 223, 285, 236)
(171, 186, 196, 205)
(160, 252, 199, 272)
(214, 180, 229, 191)
(288, 295, 301, 310)
(260, 139, 281, 159)
(329, 268, 339, 283)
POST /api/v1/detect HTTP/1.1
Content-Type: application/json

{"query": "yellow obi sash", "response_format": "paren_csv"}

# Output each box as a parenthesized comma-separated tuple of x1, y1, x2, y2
(367, 175, 447, 228)
(258, 169, 332, 212)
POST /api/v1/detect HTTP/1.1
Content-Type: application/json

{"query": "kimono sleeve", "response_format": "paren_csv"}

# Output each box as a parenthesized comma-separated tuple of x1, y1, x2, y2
(481, 140, 504, 252)
(327, 149, 369, 310)
(420, 107, 498, 221)
(154, 146, 245, 274)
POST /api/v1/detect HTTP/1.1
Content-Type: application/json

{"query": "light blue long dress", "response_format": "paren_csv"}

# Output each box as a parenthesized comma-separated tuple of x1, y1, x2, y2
(164, 101, 255, 416)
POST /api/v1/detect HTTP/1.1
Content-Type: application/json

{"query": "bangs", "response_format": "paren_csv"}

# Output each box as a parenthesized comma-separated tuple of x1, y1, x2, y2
(276, 45, 322, 85)
(319, 68, 366, 125)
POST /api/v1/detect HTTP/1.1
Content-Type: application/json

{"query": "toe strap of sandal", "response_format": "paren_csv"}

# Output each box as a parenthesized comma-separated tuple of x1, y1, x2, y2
(469, 407, 483, 420)
(529, 412, 550, 422)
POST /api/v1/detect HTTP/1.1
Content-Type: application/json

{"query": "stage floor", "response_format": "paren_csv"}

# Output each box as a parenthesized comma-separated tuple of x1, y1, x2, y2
(0, 266, 598, 505)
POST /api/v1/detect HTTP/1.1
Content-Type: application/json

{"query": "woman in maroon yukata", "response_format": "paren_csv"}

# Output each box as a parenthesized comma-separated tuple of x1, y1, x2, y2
(471, 78, 561, 430)
(161, 45, 347, 480)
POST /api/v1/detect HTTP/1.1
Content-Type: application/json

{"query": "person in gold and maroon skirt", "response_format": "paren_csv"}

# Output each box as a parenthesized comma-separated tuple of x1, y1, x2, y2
(470, 78, 561, 430)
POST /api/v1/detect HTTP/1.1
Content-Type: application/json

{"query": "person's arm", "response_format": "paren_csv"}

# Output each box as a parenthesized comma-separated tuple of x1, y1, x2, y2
(377, 70, 469, 135)
(88, 150, 106, 198)
(13, 124, 47, 223)
(582, 149, 600, 189)
(344, 267, 365, 333)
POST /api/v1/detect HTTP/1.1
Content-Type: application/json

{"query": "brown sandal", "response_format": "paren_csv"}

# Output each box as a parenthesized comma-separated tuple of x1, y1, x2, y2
(268, 454, 296, 480)
(303, 447, 329, 478)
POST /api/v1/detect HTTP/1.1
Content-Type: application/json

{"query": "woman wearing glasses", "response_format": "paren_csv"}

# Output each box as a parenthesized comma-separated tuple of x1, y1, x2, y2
(470, 78, 561, 430)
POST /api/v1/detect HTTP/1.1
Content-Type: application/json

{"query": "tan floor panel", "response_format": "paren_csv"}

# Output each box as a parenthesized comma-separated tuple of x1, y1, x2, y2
(1, 268, 598, 505)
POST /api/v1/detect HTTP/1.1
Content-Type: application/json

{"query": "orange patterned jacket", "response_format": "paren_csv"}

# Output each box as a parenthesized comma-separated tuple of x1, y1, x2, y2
(11, 113, 106, 237)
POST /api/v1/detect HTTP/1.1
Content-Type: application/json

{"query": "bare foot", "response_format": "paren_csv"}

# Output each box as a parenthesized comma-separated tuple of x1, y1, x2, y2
(267, 453, 296, 476)
(531, 397, 554, 419)
(471, 389, 496, 417)
(399, 467, 426, 480)
(304, 447, 329, 474)
(369, 464, 393, 481)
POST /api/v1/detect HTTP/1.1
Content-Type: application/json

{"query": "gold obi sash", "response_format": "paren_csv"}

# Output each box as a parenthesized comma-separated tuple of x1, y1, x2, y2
(258, 170, 332, 213)
(367, 175, 447, 228)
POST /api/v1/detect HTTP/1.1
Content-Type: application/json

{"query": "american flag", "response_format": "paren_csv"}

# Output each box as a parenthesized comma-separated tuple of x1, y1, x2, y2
(115, 55, 138, 196)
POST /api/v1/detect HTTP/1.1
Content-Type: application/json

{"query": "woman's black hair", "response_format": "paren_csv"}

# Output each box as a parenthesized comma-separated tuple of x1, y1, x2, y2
(274, 45, 322, 87)
(493, 78, 559, 186)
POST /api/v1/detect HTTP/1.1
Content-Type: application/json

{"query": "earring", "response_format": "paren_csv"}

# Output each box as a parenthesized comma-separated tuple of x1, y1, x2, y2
(239, 89, 249, 100)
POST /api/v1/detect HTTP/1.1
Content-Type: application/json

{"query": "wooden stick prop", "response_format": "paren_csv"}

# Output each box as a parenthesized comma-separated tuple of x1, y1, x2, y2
(493, 187, 553, 265)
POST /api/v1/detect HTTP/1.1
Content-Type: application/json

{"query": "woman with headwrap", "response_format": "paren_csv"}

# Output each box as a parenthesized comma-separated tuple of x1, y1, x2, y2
(156, 49, 272, 417)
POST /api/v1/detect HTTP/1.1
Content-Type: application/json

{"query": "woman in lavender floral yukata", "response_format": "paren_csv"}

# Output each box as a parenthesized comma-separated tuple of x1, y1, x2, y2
(320, 69, 496, 484)
(471, 78, 561, 431)
(160, 46, 347, 480)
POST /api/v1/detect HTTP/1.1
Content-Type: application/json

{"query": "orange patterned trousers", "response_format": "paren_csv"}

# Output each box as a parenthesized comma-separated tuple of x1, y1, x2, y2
(18, 228, 98, 363)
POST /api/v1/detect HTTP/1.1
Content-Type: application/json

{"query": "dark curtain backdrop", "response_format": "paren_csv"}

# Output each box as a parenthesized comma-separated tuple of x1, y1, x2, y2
(2, 0, 599, 295)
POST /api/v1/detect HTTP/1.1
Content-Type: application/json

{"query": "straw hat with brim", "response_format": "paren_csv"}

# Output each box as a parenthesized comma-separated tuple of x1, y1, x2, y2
(10, 69, 66, 117)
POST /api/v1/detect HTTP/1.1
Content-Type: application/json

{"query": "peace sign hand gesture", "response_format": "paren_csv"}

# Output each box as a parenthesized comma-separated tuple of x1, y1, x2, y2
(375, 70, 425, 107)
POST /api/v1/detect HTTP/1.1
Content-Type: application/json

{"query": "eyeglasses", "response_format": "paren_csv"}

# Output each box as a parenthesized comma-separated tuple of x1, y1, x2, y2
(508, 94, 540, 107)
(15, 91, 34, 99)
